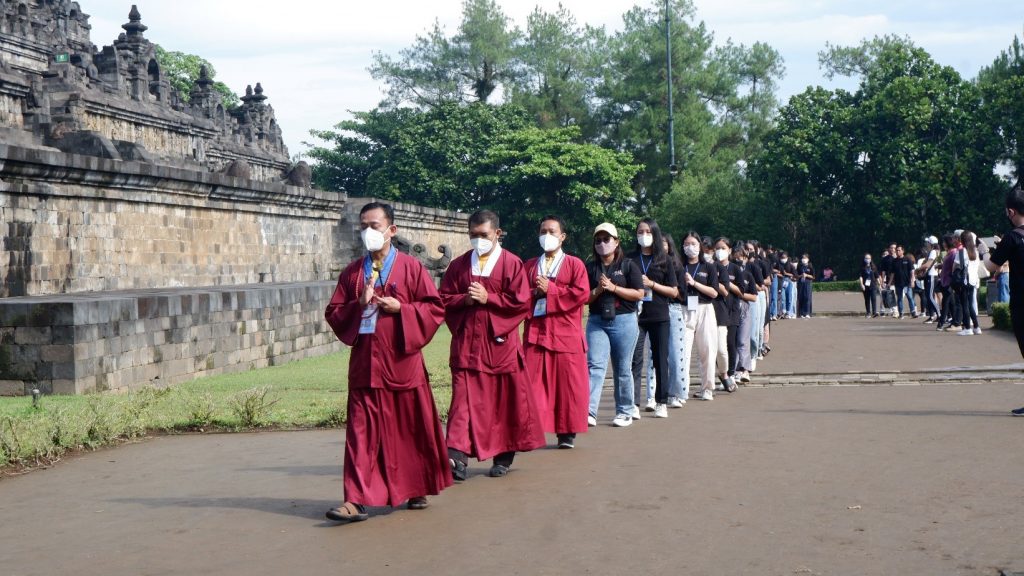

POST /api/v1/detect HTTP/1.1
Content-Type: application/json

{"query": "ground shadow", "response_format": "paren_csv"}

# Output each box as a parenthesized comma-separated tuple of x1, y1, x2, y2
(243, 465, 341, 477)
(109, 496, 402, 523)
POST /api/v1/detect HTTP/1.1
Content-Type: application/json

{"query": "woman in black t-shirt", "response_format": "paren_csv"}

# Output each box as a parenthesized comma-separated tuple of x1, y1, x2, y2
(629, 219, 678, 418)
(679, 231, 719, 401)
(731, 246, 760, 383)
(796, 253, 815, 318)
(712, 237, 738, 392)
(859, 253, 879, 317)
(585, 223, 645, 427)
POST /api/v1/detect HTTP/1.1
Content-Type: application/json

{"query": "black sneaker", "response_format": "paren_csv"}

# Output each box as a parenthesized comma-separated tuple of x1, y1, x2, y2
(1012, 407, 1024, 417)
(556, 434, 575, 449)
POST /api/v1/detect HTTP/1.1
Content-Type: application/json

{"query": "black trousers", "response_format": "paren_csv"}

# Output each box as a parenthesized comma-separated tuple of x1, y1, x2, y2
(632, 320, 670, 404)
(725, 324, 738, 376)
(959, 284, 979, 330)
(863, 288, 877, 315)
(1012, 306, 1024, 359)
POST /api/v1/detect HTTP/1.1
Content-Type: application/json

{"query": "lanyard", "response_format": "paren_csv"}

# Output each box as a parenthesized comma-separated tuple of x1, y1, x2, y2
(540, 252, 565, 278)
(362, 246, 397, 292)
(685, 262, 701, 295)
(639, 254, 653, 275)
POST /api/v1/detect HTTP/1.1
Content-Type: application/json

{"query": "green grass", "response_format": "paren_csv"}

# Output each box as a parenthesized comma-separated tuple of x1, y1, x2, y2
(0, 326, 453, 470)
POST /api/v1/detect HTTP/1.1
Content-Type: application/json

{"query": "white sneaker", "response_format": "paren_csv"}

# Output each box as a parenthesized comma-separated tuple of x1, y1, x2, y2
(612, 414, 632, 427)
(738, 371, 751, 383)
(700, 389, 714, 401)
(668, 397, 685, 408)
(630, 405, 642, 420)
(750, 358, 757, 371)
(714, 383, 725, 391)
(644, 398, 657, 412)
(654, 404, 668, 418)
(973, 327, 982, 335)
(957, 329, 973, 336)
(587, 415, 597, 427)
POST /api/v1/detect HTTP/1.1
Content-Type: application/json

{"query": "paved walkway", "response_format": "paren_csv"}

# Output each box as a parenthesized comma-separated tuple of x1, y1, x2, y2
(1, 292, 1023, 576)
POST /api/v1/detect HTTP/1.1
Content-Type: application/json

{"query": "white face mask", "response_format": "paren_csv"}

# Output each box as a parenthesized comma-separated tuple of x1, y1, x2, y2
(595, 239, 617, 256)
(801, 258, 809, 265)
(683, 245, 700, 259)
(539, 234, 561, 253)
(361, 227, 387, 252)
(703, 253, 714, 263)
(715, 248, 729, 262)
(637, 233, 654, 248)
(471, 237, 494, 256)
(780, 258, 788, 264)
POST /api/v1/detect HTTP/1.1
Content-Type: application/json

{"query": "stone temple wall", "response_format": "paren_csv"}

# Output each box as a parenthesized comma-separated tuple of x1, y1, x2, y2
(0, 144, 471, 395)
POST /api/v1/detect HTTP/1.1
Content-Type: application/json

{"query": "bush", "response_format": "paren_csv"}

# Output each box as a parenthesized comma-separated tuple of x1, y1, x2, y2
(228, 387, 279, 428)
(991, 302, 1011, 330)
(813, 280, 861, 292)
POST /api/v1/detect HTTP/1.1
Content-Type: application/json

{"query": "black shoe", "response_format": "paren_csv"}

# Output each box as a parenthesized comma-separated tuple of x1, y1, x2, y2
(1012, 407, 1024, 417)
(325, 502, 368, 522)
(556, 434, 575, 449)
(488, 464, 510, 477)
(449, 458, 467, 482)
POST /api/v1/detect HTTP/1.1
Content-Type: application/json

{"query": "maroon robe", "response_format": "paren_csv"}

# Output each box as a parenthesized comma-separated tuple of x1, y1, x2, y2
(523, 253, 590, 435)
(439, 247, 546, 461)
(325, 248, 452, 507)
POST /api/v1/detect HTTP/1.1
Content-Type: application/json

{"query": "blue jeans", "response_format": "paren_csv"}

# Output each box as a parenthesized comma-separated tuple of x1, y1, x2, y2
(781, 279, 796, 316)
(997, 274, 1010, 303)
(770, 276, 780, 318)
(897, 285, 916, 316)
(587, 312, 639, 417)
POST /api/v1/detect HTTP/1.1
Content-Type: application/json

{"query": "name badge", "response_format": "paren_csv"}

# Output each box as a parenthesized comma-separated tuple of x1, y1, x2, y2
(864, 279, 871, 288)
(533, 298, 547, 317)
(687, 295, 699, 311)
(359, 304, 379, 334)
(643, 287, 653, 302)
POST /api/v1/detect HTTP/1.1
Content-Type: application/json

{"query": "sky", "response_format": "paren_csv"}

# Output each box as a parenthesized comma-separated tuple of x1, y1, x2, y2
(79, 1, 1024, 160)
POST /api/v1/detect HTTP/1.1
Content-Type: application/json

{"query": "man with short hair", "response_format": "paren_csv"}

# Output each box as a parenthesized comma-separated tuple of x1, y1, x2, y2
(441, 210, 546, 478)
(983, 182, 1024, 416)
(323, 201, 452, 523)
(891, 245, 919, 319)
(523, 215, 590, 449)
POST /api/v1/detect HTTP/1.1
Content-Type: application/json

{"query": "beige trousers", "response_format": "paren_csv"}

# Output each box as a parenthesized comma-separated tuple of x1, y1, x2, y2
(685, 303, 719, 394)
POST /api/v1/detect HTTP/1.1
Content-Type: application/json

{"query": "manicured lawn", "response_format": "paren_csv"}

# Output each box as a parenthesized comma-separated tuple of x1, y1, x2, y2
(0, 326, 453, 469)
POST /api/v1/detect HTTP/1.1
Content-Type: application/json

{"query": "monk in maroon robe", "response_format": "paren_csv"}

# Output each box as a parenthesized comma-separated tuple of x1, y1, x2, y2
(440, 210, 545, 479)
(323, 201, 451, 523)
(523, 215, 590, 449)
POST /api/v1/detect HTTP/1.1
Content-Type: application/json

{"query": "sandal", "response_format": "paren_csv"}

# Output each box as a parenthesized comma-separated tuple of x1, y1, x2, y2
(408, 496, 429, 510)
(488, 464, 509, 477)
(325, 502, 368, 522)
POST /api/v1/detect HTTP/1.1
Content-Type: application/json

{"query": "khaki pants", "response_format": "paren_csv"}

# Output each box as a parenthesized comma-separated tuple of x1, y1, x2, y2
(716, 325, 729, 377)
(685, 303, 719, 395)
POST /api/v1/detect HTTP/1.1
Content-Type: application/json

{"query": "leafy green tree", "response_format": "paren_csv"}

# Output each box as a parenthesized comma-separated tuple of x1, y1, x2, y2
(370, 0, 519, 107)
(751, 36, 1004, 277)
(597, 0, 785, 218)
(977, 35, 1024, 180)
(154, 45, 238, 108)
(506, 5, 606, 137)
(475, 126, 642, 256)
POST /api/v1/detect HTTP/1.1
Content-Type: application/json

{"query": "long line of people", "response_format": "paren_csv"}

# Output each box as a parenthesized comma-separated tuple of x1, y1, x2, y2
(860, 230, 992, 336)
(323, 203, 810, 522)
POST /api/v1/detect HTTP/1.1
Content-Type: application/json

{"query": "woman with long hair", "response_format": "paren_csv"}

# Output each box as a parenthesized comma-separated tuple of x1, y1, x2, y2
(957, 230, 982, 335)
(629, 219, 679, 418)
(713, 237, 739, 392)
(585, 223, 645, 427)
(679, 231, 719, 400)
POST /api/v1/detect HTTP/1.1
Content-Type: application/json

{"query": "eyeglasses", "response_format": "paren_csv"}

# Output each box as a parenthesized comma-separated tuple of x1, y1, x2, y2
(594, 238, 615, 245)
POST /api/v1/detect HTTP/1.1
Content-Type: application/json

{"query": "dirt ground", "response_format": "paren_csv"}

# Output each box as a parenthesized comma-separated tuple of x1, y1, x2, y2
(1, 292, 1022, 576)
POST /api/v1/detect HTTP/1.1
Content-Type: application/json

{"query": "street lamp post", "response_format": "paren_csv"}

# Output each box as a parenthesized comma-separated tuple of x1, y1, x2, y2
(665, 0, 677, 176)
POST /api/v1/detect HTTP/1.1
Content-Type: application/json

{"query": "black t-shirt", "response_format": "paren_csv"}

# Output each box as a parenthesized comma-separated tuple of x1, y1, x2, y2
(780, 261, 796, 279)
(860, 264, 879, 290)
(881, 255, 894, 278)
(587, 257, 644, 316)
(989, 228, 1024, 309)
(796, 262, 815, 283)
(712, 262, 734, 326)
(723, 262, 744, 325)
(748, 257, 765, 288)
(629, 251, 678, 323)
(677, 259, 718, 305)
(891, 257, 913, 287)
